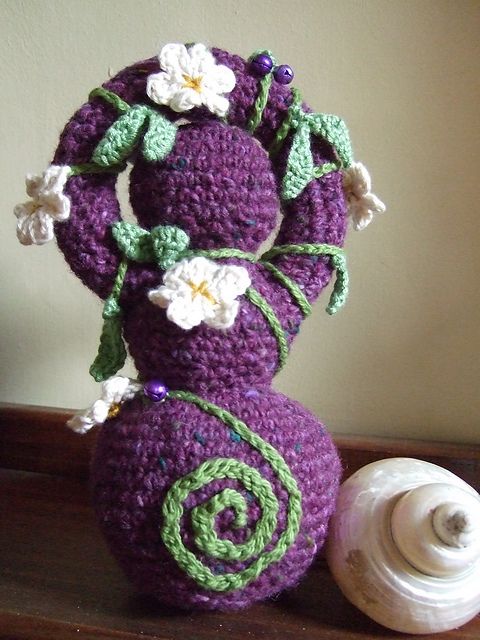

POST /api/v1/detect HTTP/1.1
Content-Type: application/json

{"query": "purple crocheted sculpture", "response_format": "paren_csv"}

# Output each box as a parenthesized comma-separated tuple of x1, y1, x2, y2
(14, 43, 385, 610)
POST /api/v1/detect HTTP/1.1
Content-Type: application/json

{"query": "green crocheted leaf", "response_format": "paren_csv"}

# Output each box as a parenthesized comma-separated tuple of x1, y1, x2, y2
(89, 315, 127, 382)
(142, 110, 177, 162)
(92, 105, 149, 167)
(151, 225, 190, 270)
(282, 121, 314, 200)
(111, 221, 155, 263)
(307, 113, 354, 169)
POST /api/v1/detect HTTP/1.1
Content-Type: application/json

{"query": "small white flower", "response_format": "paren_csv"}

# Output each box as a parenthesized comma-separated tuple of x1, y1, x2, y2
(147, 43, 236, 117)
(343, 162, 386, 231)
(148, 256, 251, 331)
(14, 165, 72, 245)
(66, 376, 143, 434)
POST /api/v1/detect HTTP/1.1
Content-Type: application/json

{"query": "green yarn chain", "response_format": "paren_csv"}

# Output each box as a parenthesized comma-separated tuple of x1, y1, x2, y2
(262, 243, 349, 315)
(268, 86, 354, 200)
(89, 258, 128, 382)
(243, 287, 289, 370)
(162, 390, 302, 592)
(89, 225, 349, 380)
(246, 50, 276, 134)
(89, 87, 130, 113)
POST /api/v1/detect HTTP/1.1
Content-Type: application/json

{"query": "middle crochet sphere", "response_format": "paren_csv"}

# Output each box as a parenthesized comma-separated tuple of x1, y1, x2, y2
(91, 386, 341, 610)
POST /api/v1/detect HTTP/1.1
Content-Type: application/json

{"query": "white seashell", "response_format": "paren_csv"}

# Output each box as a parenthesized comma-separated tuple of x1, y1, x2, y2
(325, 458, 480, 634)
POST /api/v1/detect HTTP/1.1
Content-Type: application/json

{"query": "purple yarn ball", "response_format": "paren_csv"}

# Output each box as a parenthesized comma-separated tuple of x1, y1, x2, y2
(91, 387, 341, 611)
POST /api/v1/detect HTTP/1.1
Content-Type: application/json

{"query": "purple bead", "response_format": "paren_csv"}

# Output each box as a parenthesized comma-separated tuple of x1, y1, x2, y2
(144, 379, 168, 402)
(250, 53, 274, 77)
(273, 64, 294, 85)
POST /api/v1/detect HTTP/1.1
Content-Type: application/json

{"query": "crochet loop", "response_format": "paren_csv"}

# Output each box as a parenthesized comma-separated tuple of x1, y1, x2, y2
(262, 243, 349, 315)
(89, 257, 129, 382)
(246, 50, 277, 134)
(163, 390, 302, 591)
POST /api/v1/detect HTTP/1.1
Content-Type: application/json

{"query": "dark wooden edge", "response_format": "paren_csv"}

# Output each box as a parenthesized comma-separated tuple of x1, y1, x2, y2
(1, 402, 479, 489)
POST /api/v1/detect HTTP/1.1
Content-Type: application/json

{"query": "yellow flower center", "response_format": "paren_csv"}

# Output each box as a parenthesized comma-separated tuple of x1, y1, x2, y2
(187, 279, 217, 305)
(107, 403, 121, 419)
(182, 74, 203, 93)
(30, 201, 42, 215)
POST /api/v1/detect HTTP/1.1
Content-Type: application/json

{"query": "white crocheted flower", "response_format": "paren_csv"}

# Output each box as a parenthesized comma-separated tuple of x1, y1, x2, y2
(147, 43, 236, 117)
(148, 256, 251, 331)
(343, 162, 386, 231)
(14, 165, 72, 245)
(67, 376, 143, 434)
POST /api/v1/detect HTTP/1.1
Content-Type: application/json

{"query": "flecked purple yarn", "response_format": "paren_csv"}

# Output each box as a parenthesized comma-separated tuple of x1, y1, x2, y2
(50, 45, 348, 609)
(92, 387, 341, 611)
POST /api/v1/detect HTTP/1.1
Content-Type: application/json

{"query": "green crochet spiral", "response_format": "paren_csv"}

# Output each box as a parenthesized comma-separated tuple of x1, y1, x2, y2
(161, 391, 303, 591)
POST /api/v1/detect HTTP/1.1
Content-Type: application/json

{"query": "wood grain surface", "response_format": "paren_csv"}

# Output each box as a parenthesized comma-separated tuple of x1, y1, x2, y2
(1, 403, 479, 639)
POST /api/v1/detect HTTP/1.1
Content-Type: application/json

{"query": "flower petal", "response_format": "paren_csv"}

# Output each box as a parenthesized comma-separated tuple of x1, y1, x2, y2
(25, 173, 44, 199)
(207, 300, 240, 330)
(101, 376, 131, 404)
(147, 72, 179, 106)
(351, 206, 374, 231)
(362, 192, 386, 214)
(169, 88, 203, 113)
(67, 411, 96, 434)
(15, 208, 54, 245)
(39, 191, 71, 221)
(343, 162, 371, 197)
(187, 43, 216, 75)
(159, 43, 191, 75)
(166, 295, 204, 330)
(203, 63, 236, 94)
(91, 399, 110, 424)
(43, 165, 71, 191)
(201, 89, 230, 117)
(148, 285, 172, 308)
(212, 264, 251, 302)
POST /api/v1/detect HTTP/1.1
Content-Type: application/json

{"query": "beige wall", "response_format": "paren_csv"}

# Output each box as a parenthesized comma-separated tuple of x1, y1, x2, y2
(2, 0, 479, 443)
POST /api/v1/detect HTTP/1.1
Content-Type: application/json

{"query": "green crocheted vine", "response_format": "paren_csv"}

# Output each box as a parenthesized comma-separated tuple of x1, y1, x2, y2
(262, 243, 349, 315)
(268, 87, 354, 200)
(244, 287, 289, 370)
(89, 257, 128, 382)
(89, 224, 349, 381)
(163, 390, 302, 592)
(246, 50, 276, 134)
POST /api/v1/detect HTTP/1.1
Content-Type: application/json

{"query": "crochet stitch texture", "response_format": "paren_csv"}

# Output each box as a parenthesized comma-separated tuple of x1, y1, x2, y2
(39, 44, 352, 610)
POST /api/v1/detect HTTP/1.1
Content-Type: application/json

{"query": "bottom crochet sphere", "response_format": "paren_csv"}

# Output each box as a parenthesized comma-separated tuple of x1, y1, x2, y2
(91, 386, 341, 610)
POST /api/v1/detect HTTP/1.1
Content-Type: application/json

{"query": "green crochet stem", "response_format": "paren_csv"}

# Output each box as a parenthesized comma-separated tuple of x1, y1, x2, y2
(89, 258, 128, 382)
(92, 223, 348, 380)
(246, 50, 276, 134)
(89, 87, 130, 114)
(259, 261, 312, 317)
(268, 86, 354, 200)
(163, 390, 302, 592)
(187, 248, 257, 262)
(69, 163, 126, 176)
(244, 287, 289, 371)
(262, 243, 349, 315)
(269, 87, 302, 157)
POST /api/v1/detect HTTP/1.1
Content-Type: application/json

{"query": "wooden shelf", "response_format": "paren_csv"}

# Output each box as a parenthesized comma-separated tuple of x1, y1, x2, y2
(1, 403, 479, 639)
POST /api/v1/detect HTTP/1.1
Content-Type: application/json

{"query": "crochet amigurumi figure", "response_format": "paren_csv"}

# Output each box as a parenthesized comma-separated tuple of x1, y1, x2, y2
(14, 43, 385, 610)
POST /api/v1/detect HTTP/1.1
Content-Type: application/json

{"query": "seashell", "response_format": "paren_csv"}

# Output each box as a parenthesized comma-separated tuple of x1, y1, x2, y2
(325, 458, 480, 634)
